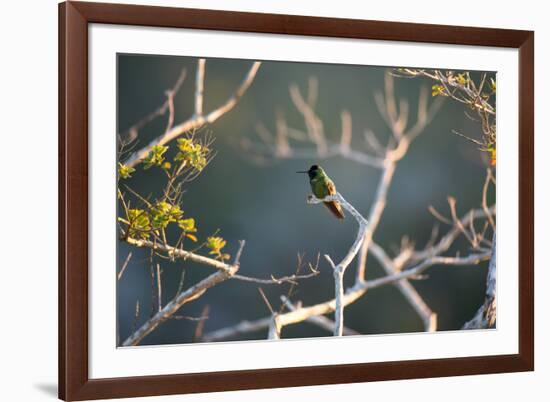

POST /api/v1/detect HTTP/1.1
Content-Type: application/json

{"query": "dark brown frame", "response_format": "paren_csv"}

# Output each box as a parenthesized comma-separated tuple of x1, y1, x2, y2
(59, 1, 534, 400)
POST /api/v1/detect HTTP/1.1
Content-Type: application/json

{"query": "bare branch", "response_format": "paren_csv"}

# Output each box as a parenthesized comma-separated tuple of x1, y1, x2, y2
(131, 300, 140, 337)
(276, 249, 489, 331)
(275, 110, 292, 157)
(233, 269, 319, 285)
(202, 247, 488, 341)
(307, 194, 368, 268)
(403, 68, 495, 115)
(195, 59, 206, 116)
(411, 206, 495, 264)
(120, 241, 247, 346)
(364, 129, 385, 156)
(171, 314, 209, 322)
(463, 233, 497, 329)
(118, 68, 187, 153)
(246, 76, 387, 168)
(447, 196, 476, 246)
(268, 315, 281, 340)
(356, 161, 396, 282)
(117, 251, 133, 281)
(122, 258, 240, 346)
(123, 62, 261, 168)
(205, 62, 262, 123)
(259, 72, 443, 290)
(233, 240, 246, 266)
(205, 204, 493, 339)
(164, 90, 176, 136)
(125, 237, 236, 273)
(309, 192, 368, 335)
(428, 205, 453, 225)
(289, 80, 328, 156)
(192, 305, 210, 342)
(202, 317, 273, 342)
(339, 110, 352, 152)
(156, 263, 162, 312)
(280, 296, 359, 336)
(258, 287, 275, 315)
(259, 288, 280, 340)
(369, 242, 437, 331)
(148, 250, 155, 317)
(176, 268, 186, 296)
(482, 168, 496, 230)
(396, 68, 495, 154)
(120, 63, 496, 346)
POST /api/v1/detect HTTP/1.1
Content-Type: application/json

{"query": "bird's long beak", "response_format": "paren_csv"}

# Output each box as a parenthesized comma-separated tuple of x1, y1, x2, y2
(296, 170, 309, 173)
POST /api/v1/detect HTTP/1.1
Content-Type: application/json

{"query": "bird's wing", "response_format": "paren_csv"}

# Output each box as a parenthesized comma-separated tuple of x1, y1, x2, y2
(326, 179, 337, 196)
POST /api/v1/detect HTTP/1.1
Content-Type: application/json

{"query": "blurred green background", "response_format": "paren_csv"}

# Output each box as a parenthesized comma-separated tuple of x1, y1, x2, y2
(117, 54, 495, 346)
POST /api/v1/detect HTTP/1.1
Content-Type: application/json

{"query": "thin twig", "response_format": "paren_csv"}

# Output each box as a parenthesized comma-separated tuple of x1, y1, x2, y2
(195, 59, 206, 116)
(258, 287, 275, 315)
(202, 318, 273, 342)
(482, 168, 496, 230)
(125, 237, 236, 273)
(156, 263, 162, 312)
(171, 314, 209, 321)
(369, 242, 437, 331)
(428, 205, 453, 225)
(131, 300, 140, 336)
(118, 68, 187, 153)
(117, 251, 133, 281)
(232, 269, 319, 285)
(124, 62, 261, 168)
(289, 81, 328, 156)
(176, 268, 186, 296)
(122, 258, 240, 346)
(149, 250, 155, 318)
(193, 305, 210, 342)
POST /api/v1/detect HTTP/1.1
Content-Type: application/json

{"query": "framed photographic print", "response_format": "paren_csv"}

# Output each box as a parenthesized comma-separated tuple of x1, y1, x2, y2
(59, 1, 534, 400)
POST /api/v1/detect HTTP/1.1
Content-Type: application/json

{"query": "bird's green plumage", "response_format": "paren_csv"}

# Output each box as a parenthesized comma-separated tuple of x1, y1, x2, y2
(310, 168, 333, 198)
(298, 165, 345, 219)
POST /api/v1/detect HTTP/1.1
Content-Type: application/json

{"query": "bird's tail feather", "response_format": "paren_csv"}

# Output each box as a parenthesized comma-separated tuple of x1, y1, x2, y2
(324, 201, 345, 220)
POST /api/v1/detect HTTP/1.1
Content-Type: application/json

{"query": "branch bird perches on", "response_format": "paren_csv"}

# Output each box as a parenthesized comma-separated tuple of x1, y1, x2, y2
(202, 203, 494, 342)
(307, 193, 368, 336)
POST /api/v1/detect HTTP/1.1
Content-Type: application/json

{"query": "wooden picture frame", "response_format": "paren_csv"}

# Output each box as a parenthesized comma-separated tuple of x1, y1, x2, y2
(59, 1, 534, 400)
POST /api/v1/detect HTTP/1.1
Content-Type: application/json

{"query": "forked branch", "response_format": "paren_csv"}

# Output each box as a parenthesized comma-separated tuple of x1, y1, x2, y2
(307, 193, 368, 336)
(122, 60, 261, 168)
(203, 204, 494, 341)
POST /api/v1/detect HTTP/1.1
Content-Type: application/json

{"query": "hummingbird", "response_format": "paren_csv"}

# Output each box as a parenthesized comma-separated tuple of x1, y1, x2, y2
(297, 165, 345, 220)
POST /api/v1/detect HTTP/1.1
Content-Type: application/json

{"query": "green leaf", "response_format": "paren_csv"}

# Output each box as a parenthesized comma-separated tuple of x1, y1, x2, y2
(431, 84, 444, 97)
(174, 138, 209, 172)
(178, 218, 197, 233)
(150, 201, 183, 229)
(143, 145, 168, 169)
(118, 163, 135, 179)
(206, 236, 229, 260)
(455, 73, 467, 86)
(127, 208, 151, 239)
